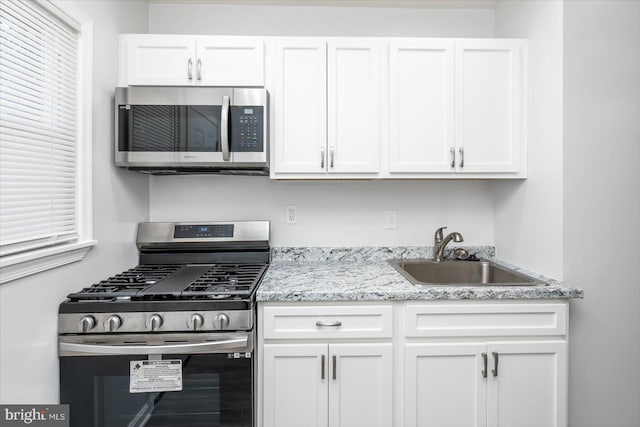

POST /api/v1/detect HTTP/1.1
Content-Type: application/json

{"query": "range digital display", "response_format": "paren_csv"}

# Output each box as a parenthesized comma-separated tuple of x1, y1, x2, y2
(174, 224, 234, 238)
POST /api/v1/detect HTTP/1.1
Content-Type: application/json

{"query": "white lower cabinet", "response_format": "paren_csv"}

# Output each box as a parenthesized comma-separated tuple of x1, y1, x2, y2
(405, 340, 566, 427)
(262, 343, 392, 427)
(259, 303, 393, 427)
(405, 343, 487, 427)
(259, 301, 568, 427)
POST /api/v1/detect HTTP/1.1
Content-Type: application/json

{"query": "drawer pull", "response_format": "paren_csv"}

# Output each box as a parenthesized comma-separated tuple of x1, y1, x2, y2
(316, 320, 342, 327)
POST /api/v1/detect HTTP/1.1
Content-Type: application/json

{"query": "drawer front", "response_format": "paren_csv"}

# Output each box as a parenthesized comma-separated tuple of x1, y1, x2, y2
(262, 305, 393, 340)
(405, 303, 567, 337)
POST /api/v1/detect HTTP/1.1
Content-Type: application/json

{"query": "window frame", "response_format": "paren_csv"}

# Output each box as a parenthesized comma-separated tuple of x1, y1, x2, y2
(0, 0, 96, 284)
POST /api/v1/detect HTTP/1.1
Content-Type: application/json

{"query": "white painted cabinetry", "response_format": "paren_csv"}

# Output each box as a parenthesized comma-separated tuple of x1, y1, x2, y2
(389, 39, 526, 177)
(403, 303, 567, 427)
(389, 39, 455, 173)
(119, 34, 264, 86)
(455, 39, 525, 174)
(268, 38, 382, 178)
(259, 304, 393, 427)
(259, 301, 568, 427)
(269, 39, 327, 174)
(405, 341, 566, 427)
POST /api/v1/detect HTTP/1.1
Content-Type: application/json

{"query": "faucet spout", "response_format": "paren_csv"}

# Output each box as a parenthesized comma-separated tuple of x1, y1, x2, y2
(433, 227, 464, 262)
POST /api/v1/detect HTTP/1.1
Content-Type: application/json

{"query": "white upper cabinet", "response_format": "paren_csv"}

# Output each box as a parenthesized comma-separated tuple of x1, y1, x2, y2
(268, 38, 382, 178)
(196, 36, 264, 86)
(122, 34, 195, 86)
(120, 34, 264, 87)
(455, 39, 525, 174)
(389, 39, 455, 173)
(389, 38, 526, 177)
(327, 40, 381, 174)
(270, 39, 327, 174)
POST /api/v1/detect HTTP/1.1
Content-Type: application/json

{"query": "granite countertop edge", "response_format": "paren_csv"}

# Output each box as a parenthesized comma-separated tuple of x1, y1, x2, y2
(257, 246, 584, 302)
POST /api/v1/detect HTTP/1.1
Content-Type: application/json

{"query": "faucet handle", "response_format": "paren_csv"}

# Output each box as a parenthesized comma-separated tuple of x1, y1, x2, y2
(434, 226, 447, 243)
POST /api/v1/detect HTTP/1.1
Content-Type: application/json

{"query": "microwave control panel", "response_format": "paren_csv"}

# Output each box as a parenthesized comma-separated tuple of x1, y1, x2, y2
(231, 106, 264, 152)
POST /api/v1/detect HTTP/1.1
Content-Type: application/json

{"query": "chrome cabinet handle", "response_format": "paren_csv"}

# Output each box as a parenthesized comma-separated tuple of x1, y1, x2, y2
(188, 58, 193, 80)
(315, 320, 342, 327)
(196, 58, 202, 80)
(459, 147, 464, 168)
(321, 147, 326, 169)
(450, 147, 455, 168)
(330, 146, 335, 168)
(481, 352, 488, 378)
(321, 354, 325, 379)
(332, 355, 337, 380)
(491, 352, 499, 377)
(221, 95, 230, 161)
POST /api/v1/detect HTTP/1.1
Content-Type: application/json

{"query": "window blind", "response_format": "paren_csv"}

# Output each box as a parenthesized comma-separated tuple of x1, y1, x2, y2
(0, 0, 80, 257)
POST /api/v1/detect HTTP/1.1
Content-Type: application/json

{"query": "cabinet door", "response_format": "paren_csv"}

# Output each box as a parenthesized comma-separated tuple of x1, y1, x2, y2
(389, 40, 454, 173)
(123, 34, 195, 86)
(271, 39, 327, 174)
(196, 36, 264, 86)
(405, 343, 487, 427)
(262, 344, 328, 427)
(328, 343, 392, 427)
(455, 40, 524, 173)
(487, 341, 567, 427)
(327, 40, 381, 174)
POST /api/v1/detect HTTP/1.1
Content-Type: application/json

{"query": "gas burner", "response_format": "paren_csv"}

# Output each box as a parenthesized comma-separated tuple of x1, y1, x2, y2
(206, 294, 230, 300)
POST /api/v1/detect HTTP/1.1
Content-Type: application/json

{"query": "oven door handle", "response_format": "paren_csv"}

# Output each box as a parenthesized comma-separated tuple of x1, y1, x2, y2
(59, 336, 249, 356)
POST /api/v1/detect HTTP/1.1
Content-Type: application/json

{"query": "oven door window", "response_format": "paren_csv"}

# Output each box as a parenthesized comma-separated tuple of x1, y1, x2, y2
(121, 105, 222, 152)
(60, 353, 252, 427)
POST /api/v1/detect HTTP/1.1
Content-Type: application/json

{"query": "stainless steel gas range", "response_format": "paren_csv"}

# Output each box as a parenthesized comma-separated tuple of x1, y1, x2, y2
(58, 221, 269, 427)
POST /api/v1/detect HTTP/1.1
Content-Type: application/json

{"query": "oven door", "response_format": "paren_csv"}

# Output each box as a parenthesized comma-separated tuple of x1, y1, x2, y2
(59, 333, 254, 427)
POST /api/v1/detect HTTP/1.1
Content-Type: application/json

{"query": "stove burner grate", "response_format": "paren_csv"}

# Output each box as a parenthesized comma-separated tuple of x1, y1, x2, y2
(65, 263, 267, 301)
(181, 264, 267, 298)
(67, 265, 182, 300)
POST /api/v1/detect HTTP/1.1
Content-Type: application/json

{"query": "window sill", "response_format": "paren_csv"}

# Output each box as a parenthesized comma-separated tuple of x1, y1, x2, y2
(0, 240, 97, 284)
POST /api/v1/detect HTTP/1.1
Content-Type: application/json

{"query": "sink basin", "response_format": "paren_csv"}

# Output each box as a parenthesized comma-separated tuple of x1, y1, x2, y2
(388, 259, 546, 286)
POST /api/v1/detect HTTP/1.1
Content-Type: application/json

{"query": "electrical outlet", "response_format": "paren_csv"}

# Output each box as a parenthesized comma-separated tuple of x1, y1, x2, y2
(385, 211, 398, 230)
(285, 205, 297, 224)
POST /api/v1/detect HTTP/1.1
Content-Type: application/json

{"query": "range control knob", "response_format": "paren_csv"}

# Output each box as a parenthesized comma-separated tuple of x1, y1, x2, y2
(187, 313, 205, 331)
(212, 313, 230, 330)
(146, 314, 163, 332)
(104, 315, 122, 332)
(79, 315, 96, 333)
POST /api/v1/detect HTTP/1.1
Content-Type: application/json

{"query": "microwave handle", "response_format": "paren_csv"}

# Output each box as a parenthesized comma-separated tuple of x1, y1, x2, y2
(221, 95, 231, 161)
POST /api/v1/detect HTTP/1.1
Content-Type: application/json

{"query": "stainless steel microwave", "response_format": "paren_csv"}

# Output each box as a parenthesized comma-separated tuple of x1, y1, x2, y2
(115, 86, 268, 175)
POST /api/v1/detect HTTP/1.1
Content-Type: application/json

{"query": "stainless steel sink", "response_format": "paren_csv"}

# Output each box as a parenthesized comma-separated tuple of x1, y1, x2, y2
(388, 259, 546, 286)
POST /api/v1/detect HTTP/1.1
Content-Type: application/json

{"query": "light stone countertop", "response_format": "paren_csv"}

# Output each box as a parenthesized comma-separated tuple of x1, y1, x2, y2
(256, 247, 584, 302)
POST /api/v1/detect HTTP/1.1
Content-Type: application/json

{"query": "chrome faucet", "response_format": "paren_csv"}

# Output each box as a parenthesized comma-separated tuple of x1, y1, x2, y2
(433, 226, 464, 262)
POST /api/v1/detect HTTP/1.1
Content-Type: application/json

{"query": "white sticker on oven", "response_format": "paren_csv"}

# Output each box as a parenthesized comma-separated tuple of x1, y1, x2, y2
(130, 360, 183, 393)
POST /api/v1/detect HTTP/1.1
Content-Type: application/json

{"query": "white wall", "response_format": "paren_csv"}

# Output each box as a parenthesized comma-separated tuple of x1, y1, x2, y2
(563, 1, 640, 426)
(150, 176, 494, 246)
(148, 2, 496, 247)
(493, 0, 564, 279)
(148, 2, 495, 37)
(0, 0, 149, 404)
